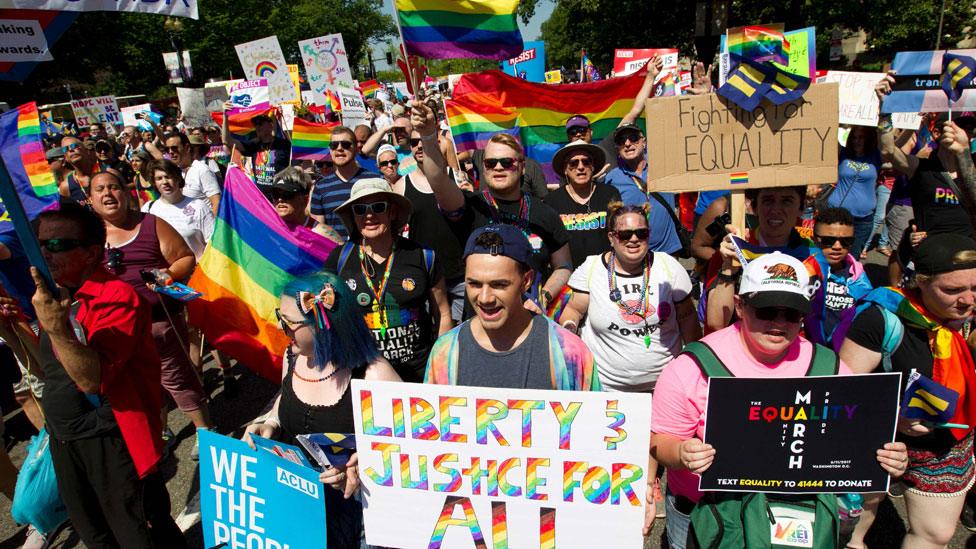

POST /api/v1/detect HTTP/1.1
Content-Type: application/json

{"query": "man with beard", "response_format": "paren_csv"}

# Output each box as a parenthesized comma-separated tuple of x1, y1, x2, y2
(309, 126, 381, 241)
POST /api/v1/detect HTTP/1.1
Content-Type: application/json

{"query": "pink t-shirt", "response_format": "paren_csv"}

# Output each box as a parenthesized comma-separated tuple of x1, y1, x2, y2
(651, 322, 851, 502)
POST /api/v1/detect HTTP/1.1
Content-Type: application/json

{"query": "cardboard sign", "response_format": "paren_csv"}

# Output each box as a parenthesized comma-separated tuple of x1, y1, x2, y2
(176, 88, 212, 128)
(500, 40, 546, 82)
(353, 380, 652, 549)
(700, 374, 900, 494)
(120, 103, 157, 130)
(299, 33, 354, 105)
(70, 95, 119, 127)
(0, 19, 51, 62)
(335, 86, 367, 129)
(199, 430, 327, 548)
(235, 36, 296, 106)
(821, 71, 923, 130)
(645, 82, 840, 192)
(162, 51, 192, 84)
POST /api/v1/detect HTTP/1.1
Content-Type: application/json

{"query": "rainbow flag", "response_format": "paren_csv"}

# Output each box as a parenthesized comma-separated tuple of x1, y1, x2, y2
(729, 25, 790, 66)
(582, 50, 601, 82)
(447, 69, 647, 182)
(187, 166, 338, 381)
(210, 106, 275, 141)
(0, 102, 59, 236)
(291, 118, 339, 161)
(395, 0, 523, 60)
(325, 88, 342, 114)
(359, 79, 381, 99)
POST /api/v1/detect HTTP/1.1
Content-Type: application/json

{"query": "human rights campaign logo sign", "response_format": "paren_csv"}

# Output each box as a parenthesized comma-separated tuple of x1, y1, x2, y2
(199, 430, 327, 549)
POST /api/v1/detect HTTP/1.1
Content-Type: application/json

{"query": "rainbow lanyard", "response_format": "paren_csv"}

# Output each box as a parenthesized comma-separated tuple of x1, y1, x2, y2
(482, 190, 530, 236)
(358, 242, 396, 339)
(607, 251, 653, 347)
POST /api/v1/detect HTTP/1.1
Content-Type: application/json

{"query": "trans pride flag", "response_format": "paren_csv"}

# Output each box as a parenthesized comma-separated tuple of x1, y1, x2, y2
(882, 49, 976, 113)
(187, 167, 337, 381)
(0, 102, 59, 236)
(395, 0, 523, 60)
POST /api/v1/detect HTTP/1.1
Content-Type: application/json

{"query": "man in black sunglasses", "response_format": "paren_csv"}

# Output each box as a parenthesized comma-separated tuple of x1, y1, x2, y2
(309, 125, 381, 240)
(60, 135, 99, 204)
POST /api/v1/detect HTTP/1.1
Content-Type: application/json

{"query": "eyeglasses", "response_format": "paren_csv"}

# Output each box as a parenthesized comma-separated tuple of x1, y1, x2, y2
(329, 140, 354, 151)
(612, 228, 650, 241)
(39, 238, 87, 253)
(568, 158, 593, 169)
(162, 145, 183, 153)
(352, 201, 389, 216)
(409, 138, 423, 148)
(752, 306, 803, 323)
(815, 235, 855, 249)
(483, 157, 518, 170)
(275, 308, 313, 331)
(567, 126, 589, 138)
(614, 131, 643, 146)
(378, 159, 399, 168)
(64, 143, 82, 152)
(106, 247, 124, 273)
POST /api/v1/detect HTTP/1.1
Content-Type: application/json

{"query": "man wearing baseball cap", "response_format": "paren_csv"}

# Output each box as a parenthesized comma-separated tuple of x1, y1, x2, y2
(220, 101, 291, 187)
(652, 252, 908, 549)
(425, 224, 600, 392)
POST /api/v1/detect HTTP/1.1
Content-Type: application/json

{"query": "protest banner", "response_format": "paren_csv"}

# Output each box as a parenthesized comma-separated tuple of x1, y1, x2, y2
(500, 40, 546, 82)
(545, 70, 562, 84)
(176, 88, 212, 128)
(299, 33, 354, 105)
(0, 0, 198, 19)
(821, 71, 923, 130)
(881, 49, 976, 113)
(235, 36, 296, 106)
(70, 95, 119, 126)
(353, 380, 652, 548)
(644, 82, 839, 192)
(0, 18, 51, 62)
(199, 430, 327, 548)
(335, 86, 367, 128)
(700, 373, 900, 494)
(228, 79, 270, 114)
(162, 51, 192, 84)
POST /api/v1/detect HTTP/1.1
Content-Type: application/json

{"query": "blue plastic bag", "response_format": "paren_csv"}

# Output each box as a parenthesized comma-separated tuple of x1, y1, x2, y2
(11, 429, 69, 535)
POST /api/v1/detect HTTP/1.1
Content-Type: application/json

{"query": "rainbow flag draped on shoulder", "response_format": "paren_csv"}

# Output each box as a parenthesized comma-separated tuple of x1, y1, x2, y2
(395, 0, 523, 60)
(291, 118, 339, 161)
(446, 69, 647, 182)
(187, 166, 338, 381)
(0, 102, 59, 235)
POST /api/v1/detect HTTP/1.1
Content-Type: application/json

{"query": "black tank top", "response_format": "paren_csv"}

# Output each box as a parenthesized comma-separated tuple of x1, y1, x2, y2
(277, 351, 365, 446)
(404, 172, 463, 281)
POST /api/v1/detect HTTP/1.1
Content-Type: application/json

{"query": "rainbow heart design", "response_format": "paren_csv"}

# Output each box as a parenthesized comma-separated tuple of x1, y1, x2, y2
(255, 60, 277, 77)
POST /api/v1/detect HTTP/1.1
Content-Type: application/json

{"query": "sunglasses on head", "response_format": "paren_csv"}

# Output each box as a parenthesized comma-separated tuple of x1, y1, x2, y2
(329, 140, 353, 151)
(483, 157, 518, 170)
(614, 131, 642, 146)
(815, 235, 855, 248)
(378, 159, 399, 168)
(752, 306, 803, 323)
(612, 228, 650, 241)
(568, 158, 593, 169)
(352, 201, 388, 216)
(39, 238, 87, 253)
(567, 126, 589, 137)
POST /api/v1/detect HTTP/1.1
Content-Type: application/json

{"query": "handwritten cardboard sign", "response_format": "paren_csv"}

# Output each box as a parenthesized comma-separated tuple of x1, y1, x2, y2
(70, 95, 119, 127)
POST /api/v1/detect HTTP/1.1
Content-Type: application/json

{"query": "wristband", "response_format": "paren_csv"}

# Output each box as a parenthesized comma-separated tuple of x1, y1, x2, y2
(878, 114, 893, 133)
(715, 271, 737, 284)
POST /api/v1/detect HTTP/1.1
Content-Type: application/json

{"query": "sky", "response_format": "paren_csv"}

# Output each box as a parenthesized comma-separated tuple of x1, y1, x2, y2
(369, 0, 555, 72)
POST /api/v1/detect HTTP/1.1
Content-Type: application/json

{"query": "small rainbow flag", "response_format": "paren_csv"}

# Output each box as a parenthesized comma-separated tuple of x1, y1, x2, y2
(210, 107, 276, 141)
(395, 0, 523, 60)
(0, 102, 59, 236)
(187, 167, 338, 381)
(359, 79, 381, 99)
(729, 25, 790, 66)
(582, 49, 601, 82)
(325, 88, 342, 114)
(291, 118, 340, 161)
(730, 172, 749, 185)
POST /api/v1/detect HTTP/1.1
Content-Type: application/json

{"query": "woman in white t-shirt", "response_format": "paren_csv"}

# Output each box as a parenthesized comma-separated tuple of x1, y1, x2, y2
(142, 159, 215, 260)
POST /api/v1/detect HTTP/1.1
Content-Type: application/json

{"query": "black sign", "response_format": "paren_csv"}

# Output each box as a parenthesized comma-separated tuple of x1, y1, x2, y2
(700, 373, 901, 494)
(892, 73, 976, 92)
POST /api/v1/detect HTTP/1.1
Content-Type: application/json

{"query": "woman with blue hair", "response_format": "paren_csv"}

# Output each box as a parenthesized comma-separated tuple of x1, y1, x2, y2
(243, 271, 400, 548)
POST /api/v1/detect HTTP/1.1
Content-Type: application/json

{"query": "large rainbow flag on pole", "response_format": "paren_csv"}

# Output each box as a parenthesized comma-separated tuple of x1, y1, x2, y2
(0, 102, 59, 236)
(446, 69, 647, 182)
(395, 0, 523, 60)
(291, 118, 340, 161)
(187, 167, 338, 381)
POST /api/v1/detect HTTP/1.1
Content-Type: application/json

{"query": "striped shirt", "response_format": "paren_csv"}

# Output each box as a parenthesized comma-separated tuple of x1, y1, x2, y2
(309, 166, 380, 240)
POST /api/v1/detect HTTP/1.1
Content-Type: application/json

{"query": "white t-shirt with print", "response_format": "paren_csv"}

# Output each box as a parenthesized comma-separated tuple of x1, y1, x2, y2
(142, 196, 215, 260)
(568, 252, 692, 392)
(183, 159, 221, 200)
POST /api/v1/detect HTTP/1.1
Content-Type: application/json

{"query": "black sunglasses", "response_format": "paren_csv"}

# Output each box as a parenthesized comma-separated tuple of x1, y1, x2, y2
(483, 157, 518, 170)
(568, 158, 593, 168)
(378, 159, 399, 168)
(815, 235, 855, 248)
(409, 138, 423, 148)
(753, 306, 803, 323)
(275, 308, 313, 330)
(614, 131, 642, 146)
(106, 247, 124, 272)
(162, 145, 183, 153)
(612, 228, 650, 241)
(39, 238, 87, 253)
(266, 189, 300, 201)
(352, 201, 388, 216)
(329, 140, 354, 151)
(567, 126, 589, 137)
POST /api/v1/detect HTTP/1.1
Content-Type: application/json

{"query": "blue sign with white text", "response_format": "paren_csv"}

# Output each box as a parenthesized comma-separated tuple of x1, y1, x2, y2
(199, 430, 327, 549)
(499, 41, 546, 83)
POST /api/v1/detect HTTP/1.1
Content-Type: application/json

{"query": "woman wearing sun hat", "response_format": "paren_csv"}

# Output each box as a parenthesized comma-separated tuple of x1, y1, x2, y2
(324, 178, 453, 382)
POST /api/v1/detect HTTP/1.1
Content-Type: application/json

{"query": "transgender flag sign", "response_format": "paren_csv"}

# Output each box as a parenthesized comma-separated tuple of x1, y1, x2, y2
(881, 49, 976, 113)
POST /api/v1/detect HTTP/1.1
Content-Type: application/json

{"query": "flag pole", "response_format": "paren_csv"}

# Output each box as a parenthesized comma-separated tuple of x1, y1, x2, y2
(392, 2, 418, 94)
(0, 160, 56, 293)
(580, 49, 585, 82)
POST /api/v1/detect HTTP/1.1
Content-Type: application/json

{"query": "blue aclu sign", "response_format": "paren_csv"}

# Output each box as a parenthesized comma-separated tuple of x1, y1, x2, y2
(199, 430, 327, 549)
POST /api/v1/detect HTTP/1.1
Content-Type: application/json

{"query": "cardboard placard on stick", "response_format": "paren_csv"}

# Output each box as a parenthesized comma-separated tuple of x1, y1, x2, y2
(645, 82, 839, 193)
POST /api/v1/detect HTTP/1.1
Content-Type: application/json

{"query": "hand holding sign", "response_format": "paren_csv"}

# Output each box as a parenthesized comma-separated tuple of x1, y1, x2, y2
(679, 438, 716, 474)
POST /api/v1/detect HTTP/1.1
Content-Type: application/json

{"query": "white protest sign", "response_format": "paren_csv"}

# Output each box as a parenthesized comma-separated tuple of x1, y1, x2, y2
(822, 70, 923, 130)
(235, 36, 295, 105)
(203, 79, 241, 112)
(0, 0, 198, 19)
(335, 86, 367, 128)
(228, 79, 270, 113)
(279, 103, 295, 132)
(299, 33, 354, 105)
(162, 51, 192, 84)
(120, 103, 154, 129)
(353, 380, 652, 549)
(0, 19, 51, 62)
(71, 95, 119, 126)
(176, 88, 212, 128)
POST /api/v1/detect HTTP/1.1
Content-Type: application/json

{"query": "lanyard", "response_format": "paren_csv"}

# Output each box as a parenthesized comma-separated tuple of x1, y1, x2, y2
(482, 190, 530, 235)
(607, 251, 653, 347)
(358, 242, 396, 338)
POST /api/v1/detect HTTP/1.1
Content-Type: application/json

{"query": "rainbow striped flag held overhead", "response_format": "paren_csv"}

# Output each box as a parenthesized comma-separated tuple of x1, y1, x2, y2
(291, 118, 340, 161)
(210, 107, 276, 141)
(582, 50, 601, 82)
(0, 102, 59, 235)
(395, 0, 524, 60)
(447, 69, 647, 182)
(729, 25, 790, 66)
(359, 79, 381, 99)
(187, 166, 338, 381)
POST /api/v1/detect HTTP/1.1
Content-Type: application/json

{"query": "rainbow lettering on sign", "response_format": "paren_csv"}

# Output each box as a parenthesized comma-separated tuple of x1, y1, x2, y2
(255, 60, 277, 77)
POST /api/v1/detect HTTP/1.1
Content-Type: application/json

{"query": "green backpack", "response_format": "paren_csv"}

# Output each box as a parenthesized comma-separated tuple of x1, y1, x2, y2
(683, 341, 842, 549)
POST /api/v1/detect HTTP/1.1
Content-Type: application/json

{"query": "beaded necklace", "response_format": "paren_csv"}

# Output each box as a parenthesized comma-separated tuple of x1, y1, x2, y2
(607, 251, 653, 347)
(482, 189, 530, 238)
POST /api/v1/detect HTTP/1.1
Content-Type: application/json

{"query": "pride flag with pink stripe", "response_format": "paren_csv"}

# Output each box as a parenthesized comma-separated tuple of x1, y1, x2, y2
(395, 0, 523, 60)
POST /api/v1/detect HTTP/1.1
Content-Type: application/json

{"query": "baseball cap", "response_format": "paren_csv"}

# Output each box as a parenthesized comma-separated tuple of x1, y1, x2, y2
(914, 234, 976, 275)
(463, 225, 532, 266)
(566, 115, 590, 130)
(738, 252, 812, 314)
(613, 123, 643, 143)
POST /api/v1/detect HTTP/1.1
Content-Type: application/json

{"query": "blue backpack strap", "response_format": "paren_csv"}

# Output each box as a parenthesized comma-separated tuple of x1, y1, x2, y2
(422, 247, 436, 280)
(878, 307, 904, 373)
(336, 241, 356, 275)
